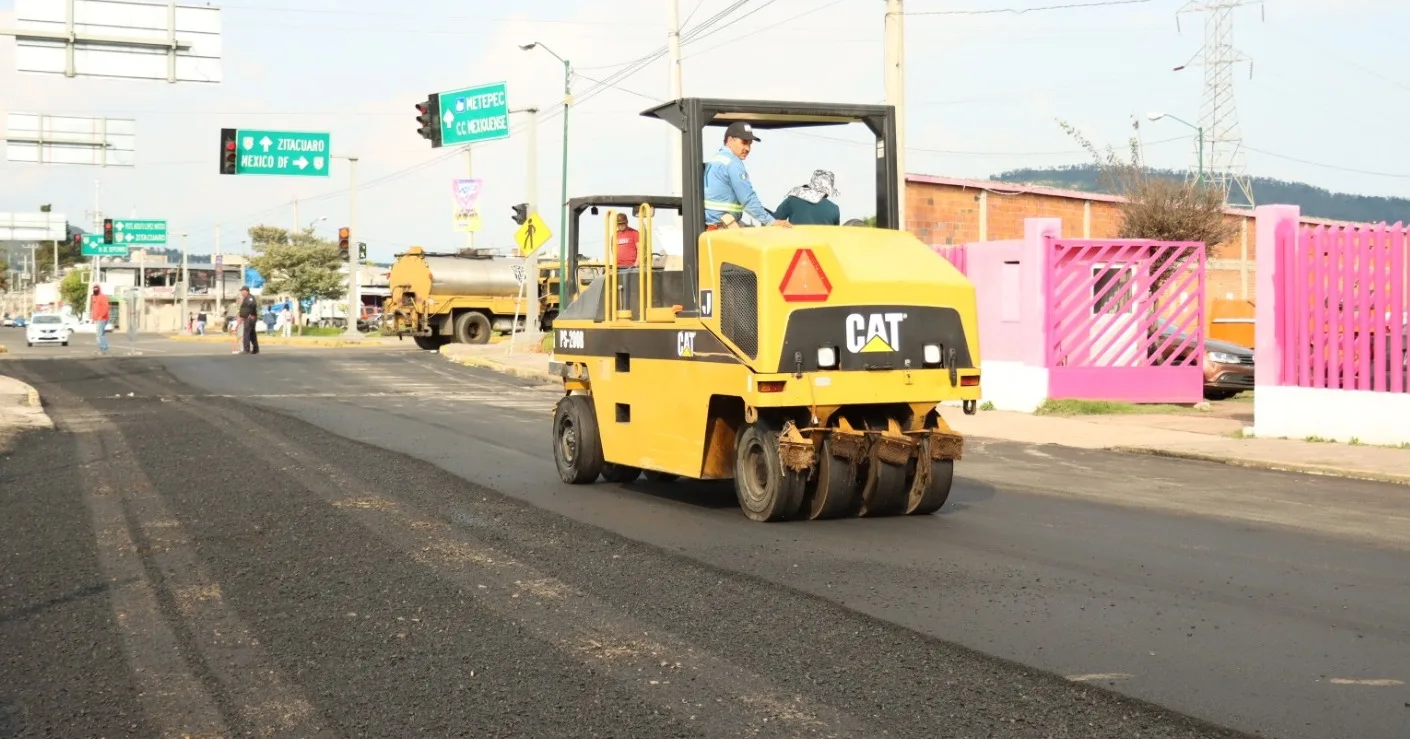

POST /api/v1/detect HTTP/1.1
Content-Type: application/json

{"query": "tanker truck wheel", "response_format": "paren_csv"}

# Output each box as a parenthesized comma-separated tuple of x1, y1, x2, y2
(413, 335, 447, 351)
(453, 311, 492, 344)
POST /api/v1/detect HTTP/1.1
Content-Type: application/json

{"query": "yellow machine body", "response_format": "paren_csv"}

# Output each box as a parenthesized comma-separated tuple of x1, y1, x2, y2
(554, 205, 981, 485)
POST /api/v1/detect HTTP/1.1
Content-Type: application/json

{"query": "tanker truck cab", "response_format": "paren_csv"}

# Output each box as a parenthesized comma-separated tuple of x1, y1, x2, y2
(550, 97, 983, 523)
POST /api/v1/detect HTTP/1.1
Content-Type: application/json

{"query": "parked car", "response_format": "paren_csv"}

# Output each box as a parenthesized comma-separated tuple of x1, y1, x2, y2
(25, 314, 72, 347)
(1149, 328, 1254, 401)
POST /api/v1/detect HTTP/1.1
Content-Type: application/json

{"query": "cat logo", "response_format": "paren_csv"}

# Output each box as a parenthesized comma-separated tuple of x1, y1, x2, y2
(845, 312, 906, 353)
(677, 330, 696, 357)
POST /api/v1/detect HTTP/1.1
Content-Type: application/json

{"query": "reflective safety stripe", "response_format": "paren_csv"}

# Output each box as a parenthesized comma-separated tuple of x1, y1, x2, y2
(704, 200, 743, 213)
(708, 156, 731, 165)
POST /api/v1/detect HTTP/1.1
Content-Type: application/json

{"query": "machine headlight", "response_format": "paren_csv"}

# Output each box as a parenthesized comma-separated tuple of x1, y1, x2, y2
(923, 344, 942, 365)
(817, 346, 838, 368)
(1208, 351, 1240, 364)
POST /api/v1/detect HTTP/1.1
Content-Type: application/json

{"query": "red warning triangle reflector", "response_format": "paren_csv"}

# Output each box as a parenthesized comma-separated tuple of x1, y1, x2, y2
(779, 248, 832, 302)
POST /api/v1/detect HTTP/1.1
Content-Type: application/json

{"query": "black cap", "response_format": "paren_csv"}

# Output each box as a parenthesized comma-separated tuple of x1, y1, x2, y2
(724, 121, 761, 142)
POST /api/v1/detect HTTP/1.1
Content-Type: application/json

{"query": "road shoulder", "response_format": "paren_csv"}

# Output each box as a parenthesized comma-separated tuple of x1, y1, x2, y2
(0, 374, 54, 450)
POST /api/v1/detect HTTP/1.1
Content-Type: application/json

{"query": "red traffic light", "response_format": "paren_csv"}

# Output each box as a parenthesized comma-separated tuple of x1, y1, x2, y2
(225, 140, 236, 151)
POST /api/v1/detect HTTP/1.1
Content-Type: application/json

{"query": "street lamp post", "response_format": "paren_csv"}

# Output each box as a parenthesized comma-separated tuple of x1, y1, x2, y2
(520, 41, 571, 310)
(1146, 112, 1204, 186)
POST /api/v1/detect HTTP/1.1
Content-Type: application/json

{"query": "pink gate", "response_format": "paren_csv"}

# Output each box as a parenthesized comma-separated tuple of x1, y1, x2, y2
(1275, 221, 1408, 392)
(1045, 238, 1207, 403)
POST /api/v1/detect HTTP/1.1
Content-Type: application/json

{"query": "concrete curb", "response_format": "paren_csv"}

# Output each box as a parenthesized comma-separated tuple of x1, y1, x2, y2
(165, 334, 393, 348)
(1110, 445, 1410, 487)
(442, 352, 559, 385)
(0, 375, 55, 431)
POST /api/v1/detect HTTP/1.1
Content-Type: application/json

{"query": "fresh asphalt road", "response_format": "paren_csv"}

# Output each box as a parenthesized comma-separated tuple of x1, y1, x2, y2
(2, 346, 1407, 738)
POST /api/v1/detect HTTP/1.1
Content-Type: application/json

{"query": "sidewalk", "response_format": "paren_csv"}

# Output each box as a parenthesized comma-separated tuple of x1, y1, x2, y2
(437, 338, 559, 384)
(442, 346, 1410, 486)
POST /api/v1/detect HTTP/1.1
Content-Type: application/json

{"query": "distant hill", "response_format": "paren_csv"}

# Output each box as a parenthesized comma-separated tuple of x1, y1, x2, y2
(989, 165, 1410, 224)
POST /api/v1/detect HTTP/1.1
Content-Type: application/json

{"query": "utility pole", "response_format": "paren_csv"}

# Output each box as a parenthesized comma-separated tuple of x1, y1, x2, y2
(884, 0, 907, 230)
(465, 147, 475, 250)
(667, 0, 683, 204)
(292, 196, 300, 240)
(342, 156, 361, 339)
(513, 106, 541, 341)
(214, 224, 222, 320)
(180, 232, 189, 333)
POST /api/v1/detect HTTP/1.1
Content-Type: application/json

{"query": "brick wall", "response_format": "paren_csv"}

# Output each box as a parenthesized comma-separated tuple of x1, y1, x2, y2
(904, 174, 1348, 307)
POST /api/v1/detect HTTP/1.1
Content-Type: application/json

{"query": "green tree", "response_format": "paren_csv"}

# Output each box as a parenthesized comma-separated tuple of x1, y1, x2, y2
(246, 224, 346, 335)
(0, 258, 9, 291)
(59, 269, 90, 313)
(1058, 120, 1234, 302)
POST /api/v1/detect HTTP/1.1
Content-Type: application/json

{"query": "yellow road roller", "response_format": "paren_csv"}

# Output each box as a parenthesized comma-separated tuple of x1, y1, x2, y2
(549, 97, 982, 522)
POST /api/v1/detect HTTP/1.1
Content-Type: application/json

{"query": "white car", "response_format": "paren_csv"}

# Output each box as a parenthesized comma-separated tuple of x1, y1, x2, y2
(26, 314, 72, 347)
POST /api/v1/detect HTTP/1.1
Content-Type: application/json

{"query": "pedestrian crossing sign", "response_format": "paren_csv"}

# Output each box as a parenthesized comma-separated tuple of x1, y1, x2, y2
(516, 212, 552, 256)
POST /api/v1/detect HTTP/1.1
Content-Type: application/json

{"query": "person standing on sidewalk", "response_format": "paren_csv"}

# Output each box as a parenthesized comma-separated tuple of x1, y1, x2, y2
(237, 286, 260, 355)
(91, 285, 111, 354)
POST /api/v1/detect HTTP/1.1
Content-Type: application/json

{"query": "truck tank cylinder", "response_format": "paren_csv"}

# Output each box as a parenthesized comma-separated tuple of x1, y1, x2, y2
(421, 255, 524, 299)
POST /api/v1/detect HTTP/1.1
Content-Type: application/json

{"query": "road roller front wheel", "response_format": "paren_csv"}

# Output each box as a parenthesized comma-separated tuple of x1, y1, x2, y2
(733, 422, 806, 522)
(553, 395, 604, 484)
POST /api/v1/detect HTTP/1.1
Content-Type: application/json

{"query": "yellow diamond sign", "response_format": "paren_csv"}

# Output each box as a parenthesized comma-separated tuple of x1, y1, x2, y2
(515, 213, 552, 257)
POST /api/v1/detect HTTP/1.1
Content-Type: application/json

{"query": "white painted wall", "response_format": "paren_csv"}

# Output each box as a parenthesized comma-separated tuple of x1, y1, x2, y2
(1254, 385, 1410, 446)
(979, 360, 1050, 413)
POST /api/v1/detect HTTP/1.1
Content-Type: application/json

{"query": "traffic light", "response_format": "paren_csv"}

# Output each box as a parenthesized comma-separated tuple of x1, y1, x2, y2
(219, 127, 238, 175)
(73, 233, 81, 248)
(415, 95, 442, 148)
(511, 203, 528, 226)
(357, 242, 367, 260)
(338, 227, 350, 262)
(103, 218, 114, 244)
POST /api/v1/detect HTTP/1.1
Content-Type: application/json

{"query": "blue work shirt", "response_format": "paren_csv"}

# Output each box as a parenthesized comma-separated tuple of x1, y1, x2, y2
(703, 147, 775, 226)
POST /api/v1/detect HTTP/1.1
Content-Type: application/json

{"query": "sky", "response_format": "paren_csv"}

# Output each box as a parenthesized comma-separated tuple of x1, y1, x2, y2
(1, 0, 1408, 263)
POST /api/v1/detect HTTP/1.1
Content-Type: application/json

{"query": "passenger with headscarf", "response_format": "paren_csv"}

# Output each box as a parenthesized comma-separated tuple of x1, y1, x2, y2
(773, 170, 841, 226)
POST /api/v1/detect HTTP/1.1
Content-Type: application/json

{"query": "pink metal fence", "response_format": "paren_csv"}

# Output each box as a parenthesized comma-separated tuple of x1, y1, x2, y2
(931, 244, 969, 275)
(1275, 222, 1409, 393)
(1045, 238, 1207, 403)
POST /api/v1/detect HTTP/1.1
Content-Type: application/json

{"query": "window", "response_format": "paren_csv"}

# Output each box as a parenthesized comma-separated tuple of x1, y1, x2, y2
(1092, 264, 1135, 315)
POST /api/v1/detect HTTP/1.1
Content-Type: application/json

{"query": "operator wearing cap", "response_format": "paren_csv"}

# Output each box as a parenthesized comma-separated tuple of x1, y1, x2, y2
(703, 121, 791, 230)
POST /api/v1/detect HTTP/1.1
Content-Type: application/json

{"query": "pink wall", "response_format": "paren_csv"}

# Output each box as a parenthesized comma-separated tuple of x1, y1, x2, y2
(933, 218, 1057, 366)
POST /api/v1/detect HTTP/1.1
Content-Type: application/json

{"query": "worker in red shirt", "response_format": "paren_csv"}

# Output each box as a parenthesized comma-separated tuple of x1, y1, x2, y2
(90, 284, 111, 354)
(614, 213, 640, 269)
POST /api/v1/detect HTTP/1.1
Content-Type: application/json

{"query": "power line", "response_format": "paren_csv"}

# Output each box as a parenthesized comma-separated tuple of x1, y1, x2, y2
(681, 0, 847, 60)
(907, 0, 1153, 15)
(1242, 146, 1410, 180)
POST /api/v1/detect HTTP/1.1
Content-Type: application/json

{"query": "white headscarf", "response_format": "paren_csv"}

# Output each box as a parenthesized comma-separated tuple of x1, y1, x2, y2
(786, 169, 839, 204)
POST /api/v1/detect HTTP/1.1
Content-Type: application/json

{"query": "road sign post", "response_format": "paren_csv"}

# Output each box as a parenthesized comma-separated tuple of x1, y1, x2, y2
(104, 219, 167, 246)
(436, 82, 511, 147)
(219, 129, 331, 177)
(81, 233, 128, 257)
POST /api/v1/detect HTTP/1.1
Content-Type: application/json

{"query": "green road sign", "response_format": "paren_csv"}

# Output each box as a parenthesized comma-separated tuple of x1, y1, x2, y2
(81, 233, 129, 257)
(111, 219, 167, 245)
(235, 129, 331, 177)
(437, 82, 510, 146)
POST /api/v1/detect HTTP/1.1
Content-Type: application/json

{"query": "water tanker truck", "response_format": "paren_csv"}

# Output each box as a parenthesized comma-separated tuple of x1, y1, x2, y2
(382, 246, 601, 349)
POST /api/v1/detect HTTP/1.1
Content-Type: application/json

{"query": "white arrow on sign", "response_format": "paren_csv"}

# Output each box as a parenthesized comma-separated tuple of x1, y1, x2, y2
(294, 156, 309, 170)
(242, 136, 254, 150)
(442, 111, 455, 127)
(313, 157, 325, 170)
(260, 136, 272, 152)
(124, 233, 135, 242)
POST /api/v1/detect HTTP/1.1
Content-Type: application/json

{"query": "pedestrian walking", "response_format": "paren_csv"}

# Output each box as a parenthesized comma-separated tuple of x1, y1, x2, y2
(237, 286, 260, 355)
(195, 310, 207, 336)
(91, 285, 111, 354)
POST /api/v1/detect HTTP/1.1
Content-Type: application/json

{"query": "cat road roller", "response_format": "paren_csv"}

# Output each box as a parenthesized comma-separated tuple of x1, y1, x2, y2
(549, 97, 983, 522)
